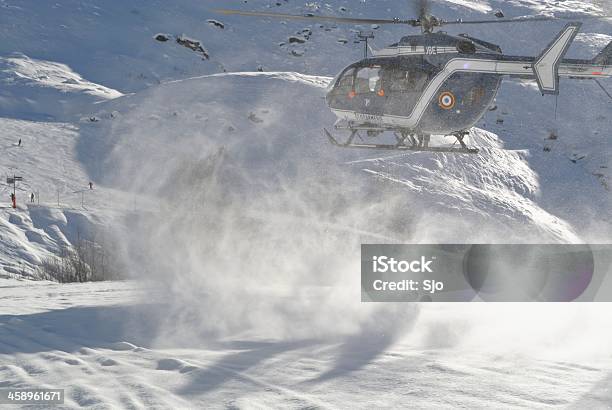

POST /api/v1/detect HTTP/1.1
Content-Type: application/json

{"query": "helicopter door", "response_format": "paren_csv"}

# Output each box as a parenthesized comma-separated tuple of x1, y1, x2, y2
(382, 59, 434, 117)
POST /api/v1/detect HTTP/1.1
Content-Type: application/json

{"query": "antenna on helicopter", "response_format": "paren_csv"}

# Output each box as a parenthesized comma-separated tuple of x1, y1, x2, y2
(357, 31, 375, 59)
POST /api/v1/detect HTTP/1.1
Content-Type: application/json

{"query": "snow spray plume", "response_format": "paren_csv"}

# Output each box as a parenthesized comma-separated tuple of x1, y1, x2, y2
(105, 73, 612, 361)
(106, 74, 420, 346)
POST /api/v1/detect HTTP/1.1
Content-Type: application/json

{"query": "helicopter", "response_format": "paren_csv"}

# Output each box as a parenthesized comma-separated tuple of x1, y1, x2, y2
(216, 2, 612, 154)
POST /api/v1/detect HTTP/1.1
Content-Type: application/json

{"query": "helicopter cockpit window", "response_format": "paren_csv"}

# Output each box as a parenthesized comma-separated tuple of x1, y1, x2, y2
(336, 68, 355, 92)
(387, 68, 429, 92)
(355, 67, 382, 94)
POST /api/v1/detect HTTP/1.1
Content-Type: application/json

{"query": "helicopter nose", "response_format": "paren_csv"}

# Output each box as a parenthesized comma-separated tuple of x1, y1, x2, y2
(324, 89, 334, 108)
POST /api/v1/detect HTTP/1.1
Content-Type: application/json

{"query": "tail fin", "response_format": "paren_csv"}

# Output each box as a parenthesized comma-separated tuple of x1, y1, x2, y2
(593, 41, 612, 66)
(533, 23, 581, 95)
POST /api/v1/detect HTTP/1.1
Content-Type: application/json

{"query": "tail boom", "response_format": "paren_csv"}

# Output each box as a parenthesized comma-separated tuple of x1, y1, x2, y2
(558, 62, 612, 79)
(495, 24, 612, 91)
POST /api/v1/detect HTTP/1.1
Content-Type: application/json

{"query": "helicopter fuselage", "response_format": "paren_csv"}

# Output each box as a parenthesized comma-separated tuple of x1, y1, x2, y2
(326, 54, 502, 135)
(325, 28, 612, 136)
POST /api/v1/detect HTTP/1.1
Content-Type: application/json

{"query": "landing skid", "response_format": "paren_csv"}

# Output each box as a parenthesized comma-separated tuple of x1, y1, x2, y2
(324, 127, 479, 154)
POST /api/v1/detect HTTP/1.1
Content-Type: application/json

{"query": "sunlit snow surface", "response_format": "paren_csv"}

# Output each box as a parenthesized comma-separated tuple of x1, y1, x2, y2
(1, 0, 612, 407)
(1, 55, 122, 99)
(1, 70, 609, 408)
(1, 281, 612, 408)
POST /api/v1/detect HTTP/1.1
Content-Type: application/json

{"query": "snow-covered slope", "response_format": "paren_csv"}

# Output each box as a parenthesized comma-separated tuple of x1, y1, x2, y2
(1, 0, 608, 91)
(0, 116, 128, 278)
(0, 0, 611, 408)
(0, 0, 608, 331)
(87, 71, 582, 243)
(0, 0, 608, 313)
(0, 54, 122, 120)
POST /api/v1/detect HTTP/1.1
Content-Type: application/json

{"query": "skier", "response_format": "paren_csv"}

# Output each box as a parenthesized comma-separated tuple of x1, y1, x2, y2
(89, 181, 93, 190)
(30, 193, 35, 203)
(17, 138, 21, 147)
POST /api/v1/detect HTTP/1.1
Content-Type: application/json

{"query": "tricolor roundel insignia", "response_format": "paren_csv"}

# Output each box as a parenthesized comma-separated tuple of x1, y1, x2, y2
(438, 92, 456, 110)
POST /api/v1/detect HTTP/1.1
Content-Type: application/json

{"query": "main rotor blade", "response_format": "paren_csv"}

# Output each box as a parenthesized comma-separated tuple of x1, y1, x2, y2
(214, 9, 419, 26)
(442, 14, 612, 25)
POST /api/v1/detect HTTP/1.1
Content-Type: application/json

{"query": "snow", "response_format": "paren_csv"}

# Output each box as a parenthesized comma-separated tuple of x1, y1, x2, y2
(577, 32, 612, 49)
(0, 0, 611, 407)
(442, 0, 494, 13)
(1, 281, 612, 408)
(94, 71, 584, 243)
(0, 55, 122, 121)
(0, 117, 127, 278)
(1, 55, 122, 100)
(501, 0, 605, 16)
